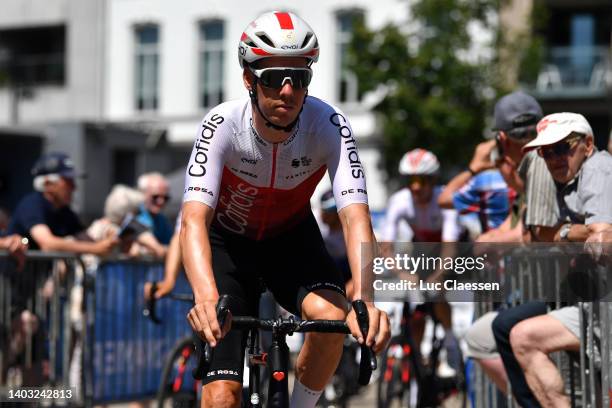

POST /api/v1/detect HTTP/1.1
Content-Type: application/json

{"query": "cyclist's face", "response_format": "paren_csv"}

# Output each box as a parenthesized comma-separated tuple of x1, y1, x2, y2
(244, 57, 309, 127)
(407, 176, 434, 205)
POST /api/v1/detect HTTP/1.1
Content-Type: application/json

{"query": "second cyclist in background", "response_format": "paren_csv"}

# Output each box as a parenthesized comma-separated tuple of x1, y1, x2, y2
(380, 148, 463, 374)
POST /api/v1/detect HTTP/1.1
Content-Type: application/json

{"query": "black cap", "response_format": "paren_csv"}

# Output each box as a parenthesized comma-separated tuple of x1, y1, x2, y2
(31, 152, 82, 179)
(493, 91, 543, 132)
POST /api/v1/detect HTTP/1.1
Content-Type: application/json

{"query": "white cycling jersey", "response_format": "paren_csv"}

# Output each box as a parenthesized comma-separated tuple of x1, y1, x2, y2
(381, 187, 461, 242)
(183, 97, 368, 240)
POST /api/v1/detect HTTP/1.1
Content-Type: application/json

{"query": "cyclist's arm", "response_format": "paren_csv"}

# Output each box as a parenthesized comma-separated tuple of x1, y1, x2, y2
(438, 171, 473, 209)
(338, 203, 376, 302)
(181, 110, 232, 345)
(145, 232, 181, 300)
(180, 202, 217, 303)
(181, 202, 226, 345)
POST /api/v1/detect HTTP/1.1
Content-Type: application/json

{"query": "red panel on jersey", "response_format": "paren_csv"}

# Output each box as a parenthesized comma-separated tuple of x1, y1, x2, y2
(213, 166, 327, 240)
(274, 12, 294, 30)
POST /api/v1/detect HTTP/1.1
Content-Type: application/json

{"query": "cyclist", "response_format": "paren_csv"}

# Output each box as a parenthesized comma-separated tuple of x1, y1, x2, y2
(380, 148, 463, 370)
(180, 11, 390, 408)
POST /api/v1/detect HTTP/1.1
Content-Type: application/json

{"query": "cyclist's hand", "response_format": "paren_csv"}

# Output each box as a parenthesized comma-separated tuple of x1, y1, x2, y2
(347, 301, 390, 354)
(144, 280, 174, 300)
(187, 297, 231, 347)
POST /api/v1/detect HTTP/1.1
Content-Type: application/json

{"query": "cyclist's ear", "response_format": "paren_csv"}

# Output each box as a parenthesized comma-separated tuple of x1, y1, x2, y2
(243, 69, 255, 91)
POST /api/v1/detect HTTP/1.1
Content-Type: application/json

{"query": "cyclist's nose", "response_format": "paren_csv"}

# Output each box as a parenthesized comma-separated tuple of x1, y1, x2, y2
(279, 80, 295, 96)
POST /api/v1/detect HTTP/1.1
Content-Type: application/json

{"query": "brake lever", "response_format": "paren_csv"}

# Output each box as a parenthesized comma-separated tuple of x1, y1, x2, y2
(143, 281, 162, 324)
(352, 300, 377, 385)
(193, 295, 231, 379)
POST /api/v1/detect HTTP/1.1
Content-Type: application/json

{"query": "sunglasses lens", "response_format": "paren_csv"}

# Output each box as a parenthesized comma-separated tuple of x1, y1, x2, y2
(153, 194, 170, 202)
(258, 69, 312, 88)
(541, 142, 570, 159)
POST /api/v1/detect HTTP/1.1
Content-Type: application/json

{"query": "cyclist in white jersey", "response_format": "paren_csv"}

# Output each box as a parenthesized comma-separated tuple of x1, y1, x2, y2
(380, 149, 462, 361)
(180, 11, 390, 408)
(382, 149, 461, 243)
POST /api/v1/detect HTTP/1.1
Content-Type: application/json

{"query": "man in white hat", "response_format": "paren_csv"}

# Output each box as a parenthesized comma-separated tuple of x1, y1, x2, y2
(506, 112, 612, 407)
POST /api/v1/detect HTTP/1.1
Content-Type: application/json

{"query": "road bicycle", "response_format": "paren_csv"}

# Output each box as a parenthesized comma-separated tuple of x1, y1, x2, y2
(145, 284, 377, 408)
(377, 302, 466, 408)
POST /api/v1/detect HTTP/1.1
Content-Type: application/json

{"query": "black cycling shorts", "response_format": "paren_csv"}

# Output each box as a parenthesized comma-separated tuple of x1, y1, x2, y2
(202, 212, 347, 385)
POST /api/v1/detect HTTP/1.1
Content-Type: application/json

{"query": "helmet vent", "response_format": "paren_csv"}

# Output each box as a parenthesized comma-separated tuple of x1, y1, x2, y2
(256, 33, 275, 47)
(301, 33, 313, 48)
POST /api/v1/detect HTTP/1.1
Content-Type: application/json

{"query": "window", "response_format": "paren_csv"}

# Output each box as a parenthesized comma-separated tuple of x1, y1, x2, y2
(0, 25, 66, 86)
(134, 25, 159, 111)
(336, 10, 364, 104)
(199, 20, 225, 108)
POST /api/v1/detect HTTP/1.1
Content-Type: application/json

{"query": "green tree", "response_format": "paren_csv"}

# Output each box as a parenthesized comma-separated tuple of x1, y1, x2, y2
(347, 0, 497, 181)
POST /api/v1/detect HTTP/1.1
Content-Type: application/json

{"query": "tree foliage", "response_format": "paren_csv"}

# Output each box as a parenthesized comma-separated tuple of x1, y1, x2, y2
(347, 0, 497, 181)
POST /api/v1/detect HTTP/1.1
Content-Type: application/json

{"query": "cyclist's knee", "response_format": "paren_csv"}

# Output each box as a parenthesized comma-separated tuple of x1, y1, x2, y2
(301, 290, 347, 321)
(202, 380, 241, 408)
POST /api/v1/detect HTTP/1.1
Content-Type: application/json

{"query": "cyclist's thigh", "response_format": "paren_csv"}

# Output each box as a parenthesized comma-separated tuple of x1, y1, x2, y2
(202, 227, 261, 385)
(259, 213, 346, 316)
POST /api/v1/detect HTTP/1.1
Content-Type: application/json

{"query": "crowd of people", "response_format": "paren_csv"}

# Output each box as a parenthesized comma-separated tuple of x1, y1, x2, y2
(1, 8, 612, 408)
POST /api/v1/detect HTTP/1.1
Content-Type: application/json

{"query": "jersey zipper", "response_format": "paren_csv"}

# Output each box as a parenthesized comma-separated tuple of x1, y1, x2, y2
(256, 143, 278, 240)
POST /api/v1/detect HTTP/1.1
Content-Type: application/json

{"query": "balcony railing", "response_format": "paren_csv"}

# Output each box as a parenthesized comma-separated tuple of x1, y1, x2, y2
(534, 46, 611, 96)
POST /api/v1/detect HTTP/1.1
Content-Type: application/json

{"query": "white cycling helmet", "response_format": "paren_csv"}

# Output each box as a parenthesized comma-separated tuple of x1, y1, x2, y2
(398, 148, 440, 176)
(238, 11, 319, 68)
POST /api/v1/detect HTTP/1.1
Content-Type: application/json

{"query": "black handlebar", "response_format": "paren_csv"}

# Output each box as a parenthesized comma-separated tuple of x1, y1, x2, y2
(352, 300, 377, 385)
(193, 295, 377, 385)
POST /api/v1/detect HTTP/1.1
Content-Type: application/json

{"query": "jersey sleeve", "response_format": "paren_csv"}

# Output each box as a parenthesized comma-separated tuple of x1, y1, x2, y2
(323, 109, 369, 211)
(183, 110, 233, 209)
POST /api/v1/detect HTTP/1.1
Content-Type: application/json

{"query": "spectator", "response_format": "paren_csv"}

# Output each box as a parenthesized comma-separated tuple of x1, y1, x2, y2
(438, 140, 516, 236)
(7, 152, 117, 255)
(0, 207, 10, 234)
(0, 234, 28, 269)
(462, 91, 557, 398)
(504, 113, 612, 408)
(88, 184, 165, 258)
(136, 172, 173, 247)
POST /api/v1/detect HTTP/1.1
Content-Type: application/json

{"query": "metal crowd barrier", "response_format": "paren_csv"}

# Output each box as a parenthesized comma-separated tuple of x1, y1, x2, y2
(470, 246, 612, 408)
(0, 250, 83, 399)
(0, 251, 193, 407)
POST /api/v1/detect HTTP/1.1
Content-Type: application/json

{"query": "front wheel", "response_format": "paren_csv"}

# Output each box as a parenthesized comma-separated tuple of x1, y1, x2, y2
(377, 341, 413, 408)
(156, 336, 198, 408)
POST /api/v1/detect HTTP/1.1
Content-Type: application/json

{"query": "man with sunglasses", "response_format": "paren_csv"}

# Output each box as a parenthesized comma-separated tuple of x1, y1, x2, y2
(500, 113, 612, 408)
(180, 11, 389, 408)
(136, 172, 173, 256)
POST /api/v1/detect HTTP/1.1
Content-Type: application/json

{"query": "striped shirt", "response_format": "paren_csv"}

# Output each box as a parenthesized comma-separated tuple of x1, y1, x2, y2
(519, 151, 559, 227)
(452, 169, 515, 232)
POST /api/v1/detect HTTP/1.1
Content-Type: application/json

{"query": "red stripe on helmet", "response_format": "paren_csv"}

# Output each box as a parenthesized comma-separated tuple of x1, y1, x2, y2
(409, 149, 427, 166)
(302, 50, 318, 56)
(240, 32, 248, 41)
(252, 48, 272, 56)
(275, 12, 294, 29)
